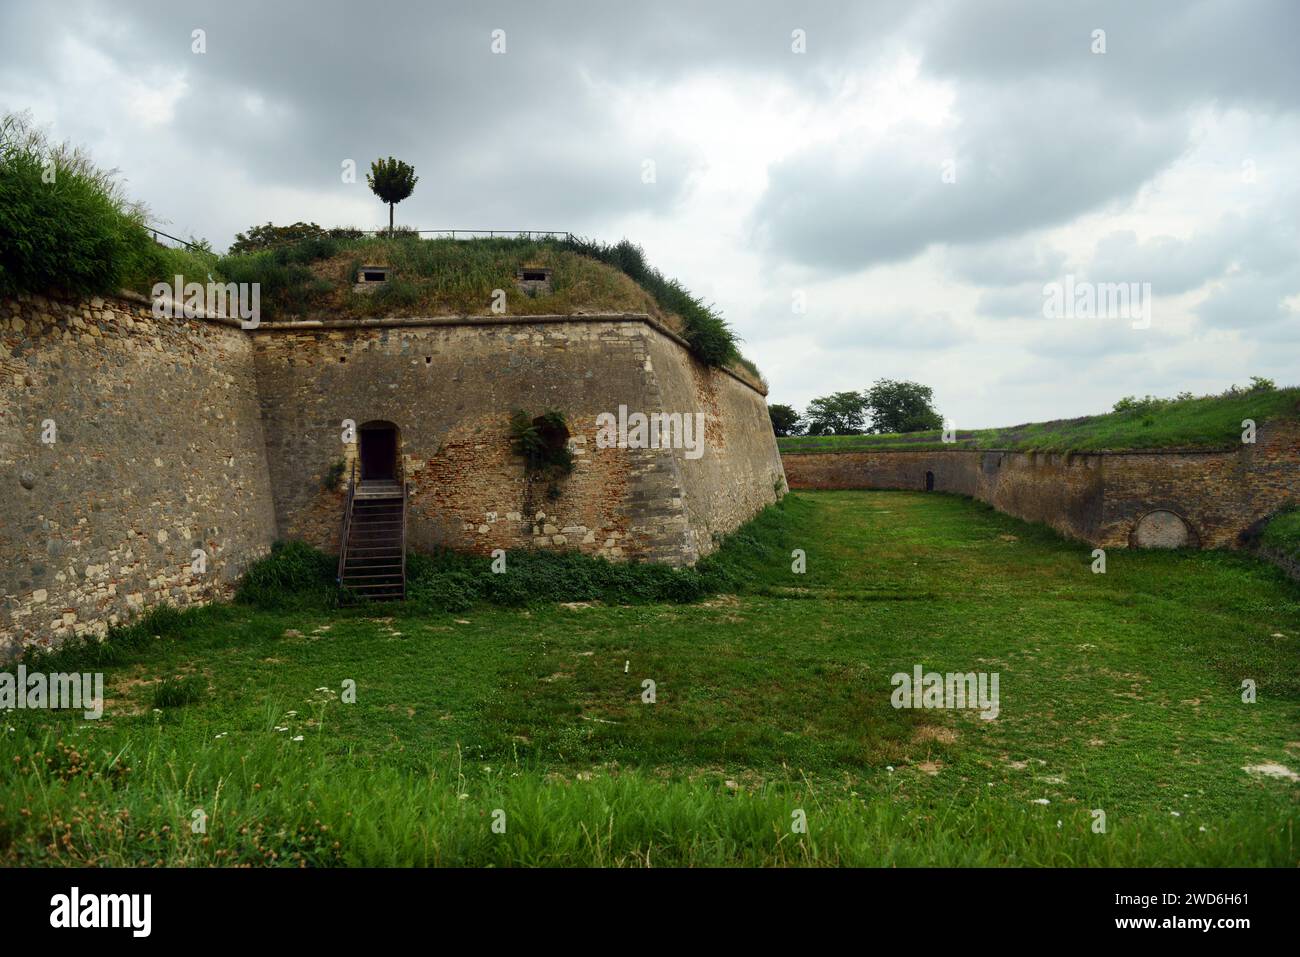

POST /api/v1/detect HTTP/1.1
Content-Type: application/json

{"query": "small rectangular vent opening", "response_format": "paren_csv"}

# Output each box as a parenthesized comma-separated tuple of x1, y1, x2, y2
(354, 265, 392, 295)
(515, 265, 553, 299)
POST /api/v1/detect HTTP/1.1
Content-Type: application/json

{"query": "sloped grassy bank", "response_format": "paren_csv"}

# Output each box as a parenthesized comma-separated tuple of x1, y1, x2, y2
(207, 233, 754, 374)
(779, 384, 1300, 455)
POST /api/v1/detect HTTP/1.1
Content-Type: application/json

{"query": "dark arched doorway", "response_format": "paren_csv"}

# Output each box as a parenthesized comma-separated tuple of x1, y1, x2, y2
(358, 421, 399, 482)
(924, 470, 935, 491)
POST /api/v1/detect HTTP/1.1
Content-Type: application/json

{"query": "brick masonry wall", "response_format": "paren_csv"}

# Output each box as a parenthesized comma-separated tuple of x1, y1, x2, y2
(642, 331, 786, 561)
(250, 315, 784, 566)
(782, 418, 1300, 549)
(0, 292, 278, 657)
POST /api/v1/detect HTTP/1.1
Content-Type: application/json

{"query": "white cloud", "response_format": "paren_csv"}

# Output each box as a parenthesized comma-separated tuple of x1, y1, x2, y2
(1, 0, 1296, 427)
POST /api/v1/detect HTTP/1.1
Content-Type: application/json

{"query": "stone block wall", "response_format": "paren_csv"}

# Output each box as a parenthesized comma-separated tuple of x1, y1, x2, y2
(0, 294, 785, 653)
(0, 292, 278, 657)
(781, 418, 1300, 549)
(250, 315, 784, 565)
(641, 330, 786, 561)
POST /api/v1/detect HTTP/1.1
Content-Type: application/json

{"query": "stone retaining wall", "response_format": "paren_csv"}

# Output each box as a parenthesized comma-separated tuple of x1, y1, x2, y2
(1, 292, 278, 657)
(251, 315, 784, 566)
(782, 419, 1300, 549)
(1, 293, 784, 654)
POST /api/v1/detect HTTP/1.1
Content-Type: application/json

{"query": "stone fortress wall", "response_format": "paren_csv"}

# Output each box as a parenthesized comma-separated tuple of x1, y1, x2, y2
(1, 292, 786, 655)
(781, 418, 1300, 551)
(0, 291, 278, 657)
(251, 313, 785, 565)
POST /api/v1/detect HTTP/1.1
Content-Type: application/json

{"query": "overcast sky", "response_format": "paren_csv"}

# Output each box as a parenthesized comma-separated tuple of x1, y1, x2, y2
(2, 0, 1297, 427)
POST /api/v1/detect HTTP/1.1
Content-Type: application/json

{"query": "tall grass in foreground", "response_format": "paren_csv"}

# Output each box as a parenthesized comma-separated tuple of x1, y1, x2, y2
(0, 726, 1291, 867)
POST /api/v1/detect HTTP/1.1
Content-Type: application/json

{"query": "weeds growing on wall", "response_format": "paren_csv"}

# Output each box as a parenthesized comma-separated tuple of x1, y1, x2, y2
(18, 602, 194, 674)
(509, 409, 574, 504)
(405, 549, 731, 612)
(323, 459, 348, 491)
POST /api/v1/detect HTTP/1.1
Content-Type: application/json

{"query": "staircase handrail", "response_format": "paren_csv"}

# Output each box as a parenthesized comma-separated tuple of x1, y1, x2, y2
(337, 460, 357, 583)
(400, 473, 408, 597)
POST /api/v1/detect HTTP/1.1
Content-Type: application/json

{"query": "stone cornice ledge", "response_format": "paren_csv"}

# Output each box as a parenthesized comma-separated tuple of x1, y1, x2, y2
(112, 292, 767, 396)
(264, 312, 768, 396)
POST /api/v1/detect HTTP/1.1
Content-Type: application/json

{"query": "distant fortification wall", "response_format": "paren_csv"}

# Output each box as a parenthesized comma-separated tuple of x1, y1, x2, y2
(0, 292, 278, 657)
(782, 419, 1300, 549)
(251, 314, 785, 566)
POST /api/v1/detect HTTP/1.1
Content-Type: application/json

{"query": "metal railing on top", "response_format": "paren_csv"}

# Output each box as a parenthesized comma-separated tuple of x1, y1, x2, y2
(148, 224, 575, 251)
(357, 229, 574, 241)
(148, 225, 215, 253)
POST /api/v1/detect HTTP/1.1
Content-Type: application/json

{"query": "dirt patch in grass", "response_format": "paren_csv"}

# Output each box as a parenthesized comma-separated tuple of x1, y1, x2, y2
(913, 725, 958, 745)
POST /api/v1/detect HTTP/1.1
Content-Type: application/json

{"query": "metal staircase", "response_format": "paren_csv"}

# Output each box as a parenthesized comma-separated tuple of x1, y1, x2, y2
(337, 464, 407, 600)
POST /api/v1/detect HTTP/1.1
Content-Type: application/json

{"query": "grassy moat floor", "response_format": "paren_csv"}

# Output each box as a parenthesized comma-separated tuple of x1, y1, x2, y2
(2, 491, 1297, 866)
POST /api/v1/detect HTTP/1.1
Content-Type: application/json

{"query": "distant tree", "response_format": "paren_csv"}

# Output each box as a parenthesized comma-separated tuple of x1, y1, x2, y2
(229, 222, 362, 255)
(864, 379, 943, 434)
(804, 391, 869, 435)
(229, 221, 324, 254)
(768, 403, 802, 436)
(367, 157, 418, 236)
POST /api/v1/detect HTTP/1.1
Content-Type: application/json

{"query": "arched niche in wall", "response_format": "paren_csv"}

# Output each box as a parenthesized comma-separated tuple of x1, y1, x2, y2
(1131, 509, 1197, 549)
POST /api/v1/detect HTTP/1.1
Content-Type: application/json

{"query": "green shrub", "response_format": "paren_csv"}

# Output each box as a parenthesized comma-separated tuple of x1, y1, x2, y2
(370, 276, 422, 309)
(216, 251, 330, 315)
(271, 235, 340, 266)
(228, 497, 804, 615)
(141, 243, 221, 293)
(228, 222, 360, 256)
(509, 410, 573, 470)
(151, 674, 206, 709)
(1260, 506, 1300, 562)
(323, 459, 347, 491)
(0, 111, 167, 298)
(235, 541, 340, 609)
(404, 547, 735, 612)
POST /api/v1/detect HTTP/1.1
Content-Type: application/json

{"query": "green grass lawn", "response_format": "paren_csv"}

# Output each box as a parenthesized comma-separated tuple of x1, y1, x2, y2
(1262, 506, 1300, 563)
(778, 386, 1300, 454)
(3, 492, 1297, 866)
